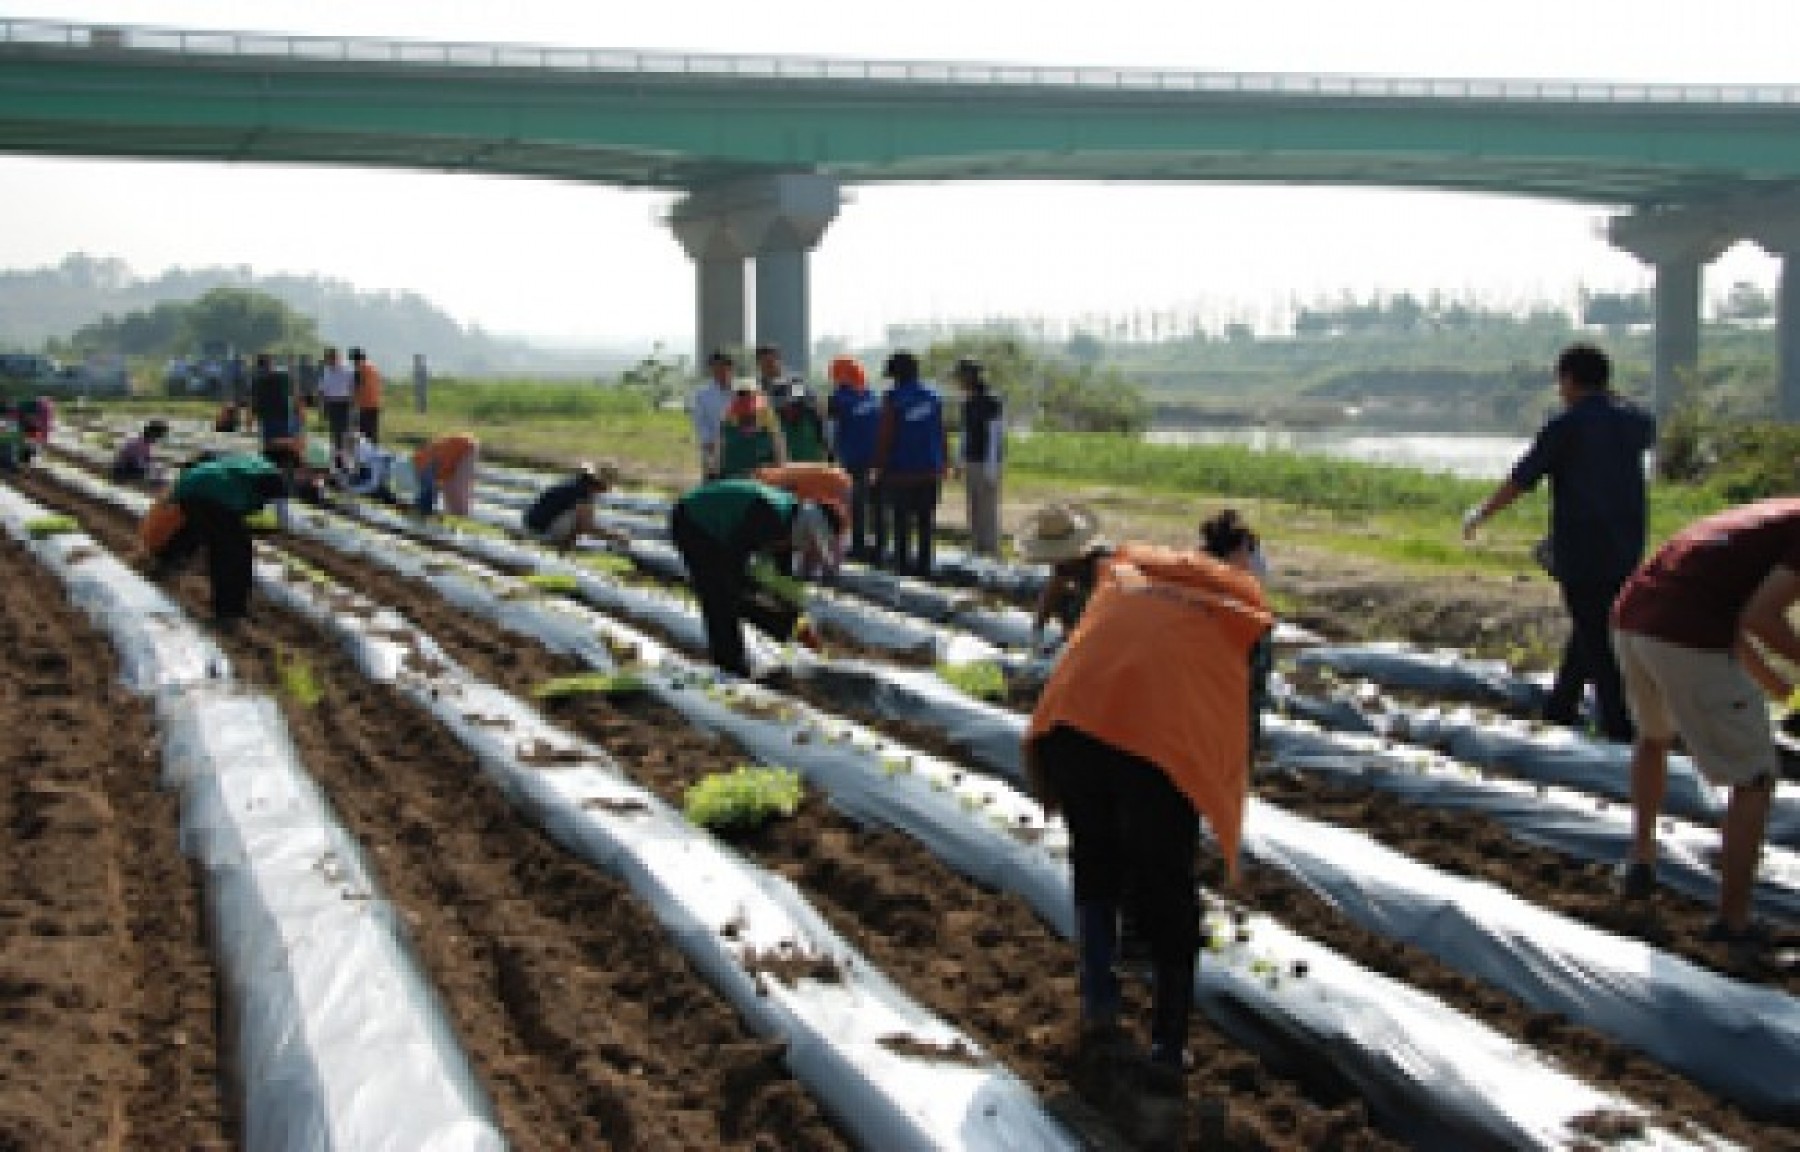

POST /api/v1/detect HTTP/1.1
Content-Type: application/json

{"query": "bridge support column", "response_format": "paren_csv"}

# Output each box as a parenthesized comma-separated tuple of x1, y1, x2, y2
(1608, 210, 1733, 417)
(667, 174, 840, 375)
(1744, 203, 1800, 422)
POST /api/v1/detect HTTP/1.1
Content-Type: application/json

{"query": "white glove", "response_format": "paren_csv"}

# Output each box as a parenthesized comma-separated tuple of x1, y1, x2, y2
(1461, 506, 1484, 538)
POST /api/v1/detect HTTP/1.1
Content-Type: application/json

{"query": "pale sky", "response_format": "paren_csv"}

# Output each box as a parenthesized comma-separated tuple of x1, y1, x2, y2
(2, 0, 1794, 349)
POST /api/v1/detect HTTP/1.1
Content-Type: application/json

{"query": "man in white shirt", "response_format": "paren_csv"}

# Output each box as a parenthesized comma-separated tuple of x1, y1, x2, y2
(690, 349, 736, 480)
(315, 346, 357, 462)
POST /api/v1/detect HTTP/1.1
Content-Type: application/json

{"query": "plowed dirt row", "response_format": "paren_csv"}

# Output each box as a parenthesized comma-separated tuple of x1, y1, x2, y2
(0, 531, 228, 1150)
(11, 472, 847, 1151)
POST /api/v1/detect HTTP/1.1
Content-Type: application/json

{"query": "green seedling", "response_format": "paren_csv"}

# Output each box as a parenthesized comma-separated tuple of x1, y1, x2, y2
(277, 654, 325, 708)
(935, 660, 1007, 703)
(577, 551, 634, 577)
(24, 515, 79, 538)
(530, 671, 650, 700)
(243, 509, 279, 532)
(683, 765, 804, 832)
(523, 572, 578, 594)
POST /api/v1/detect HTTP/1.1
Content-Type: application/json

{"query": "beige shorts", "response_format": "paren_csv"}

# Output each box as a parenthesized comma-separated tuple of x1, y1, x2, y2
(1612, 629, 1778, 786)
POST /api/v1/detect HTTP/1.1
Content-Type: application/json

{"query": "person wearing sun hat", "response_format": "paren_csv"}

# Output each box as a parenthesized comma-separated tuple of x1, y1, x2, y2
(670, 476, 843, 676)
(523, 461, 626, 550)
(1021, 509, 1273, 1143)
(1020, 502, 1113, 651)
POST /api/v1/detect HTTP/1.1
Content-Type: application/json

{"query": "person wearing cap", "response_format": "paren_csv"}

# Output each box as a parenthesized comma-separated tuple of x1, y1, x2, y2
(716, 377, 788, 479)
(1022, 526, 1272, 1144)
(752, 462, 851, 580)
(825, 356, 885, 562)
(142, 453, 289, 627)
(111, 419, 170, 485)
(869, 350, 949, 578)
(523, 462, 626, 550)
(669, 477, 841, 677)
(349, 347, 383, 445)
(411, 432, 480, 517)
(952, 357, 1005, 557)
(691, 350, 737, 480)
(316, 346, 356, 459)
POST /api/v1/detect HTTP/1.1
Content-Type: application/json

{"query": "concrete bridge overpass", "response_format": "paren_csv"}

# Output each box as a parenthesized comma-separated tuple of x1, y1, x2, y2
(4, 17, 1800, 413)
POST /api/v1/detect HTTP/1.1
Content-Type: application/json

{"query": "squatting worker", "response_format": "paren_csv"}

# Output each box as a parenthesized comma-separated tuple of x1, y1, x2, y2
(523, 462, 626, 551)
(751, 461, 852, 580)
(669, 477, 842, 677)
(1023, 534, 1272, 1142)
(1612, 498, 1800, 946)
(411, 432, 480, 518)
(140, 453, 287, 628)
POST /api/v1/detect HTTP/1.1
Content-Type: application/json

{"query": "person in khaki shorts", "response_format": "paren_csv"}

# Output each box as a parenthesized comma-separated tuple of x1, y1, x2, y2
(1610, 497, 1800, 946)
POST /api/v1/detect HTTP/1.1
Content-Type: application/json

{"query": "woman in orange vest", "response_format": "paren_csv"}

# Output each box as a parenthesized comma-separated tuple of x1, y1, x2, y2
(752, 461, 850, 579)
(1022, 514, 1271, 1140)
(412, 433, 480, 517)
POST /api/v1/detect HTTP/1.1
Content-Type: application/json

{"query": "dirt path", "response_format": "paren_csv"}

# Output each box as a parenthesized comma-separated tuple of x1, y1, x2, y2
(0, 531, 229, 1150)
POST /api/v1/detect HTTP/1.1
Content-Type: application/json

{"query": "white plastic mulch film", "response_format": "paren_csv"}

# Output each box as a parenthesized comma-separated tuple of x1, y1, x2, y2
(0, 478, 504, 1152)
(247, 542, 1079, 1152)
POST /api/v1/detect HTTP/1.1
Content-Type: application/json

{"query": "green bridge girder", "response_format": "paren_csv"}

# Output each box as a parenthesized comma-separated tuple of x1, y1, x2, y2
(3, 18, 1800, 207)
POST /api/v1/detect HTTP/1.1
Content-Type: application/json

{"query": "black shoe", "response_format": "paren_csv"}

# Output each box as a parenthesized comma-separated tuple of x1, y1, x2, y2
(1701, 918, 1774, 949)
(1070, 1022, 1134, 1114)
(1615, 858, 1657, 901)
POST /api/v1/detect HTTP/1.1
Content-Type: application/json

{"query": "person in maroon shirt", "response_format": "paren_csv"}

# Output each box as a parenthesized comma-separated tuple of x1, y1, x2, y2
(1610, 497, 1800, 944)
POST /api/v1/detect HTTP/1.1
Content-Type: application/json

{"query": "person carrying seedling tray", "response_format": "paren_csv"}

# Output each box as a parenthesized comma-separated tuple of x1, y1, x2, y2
(669, 477, 841, 677)
(140, 453, 287, 628)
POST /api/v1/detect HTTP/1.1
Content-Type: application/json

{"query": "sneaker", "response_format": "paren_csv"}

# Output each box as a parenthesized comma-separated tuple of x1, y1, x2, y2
(1615, 858, 1657, 901)
(1070, 1022, 1134, 1114)
(1701, 919, 1774, 949)
(1121, 1060, 1188, 1151)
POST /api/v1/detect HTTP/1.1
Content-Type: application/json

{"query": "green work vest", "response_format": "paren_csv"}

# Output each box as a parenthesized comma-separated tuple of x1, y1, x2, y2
(679, 479, 797, 546)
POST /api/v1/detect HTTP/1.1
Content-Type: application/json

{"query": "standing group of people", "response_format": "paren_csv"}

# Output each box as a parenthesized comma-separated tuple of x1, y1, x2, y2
(689, 344, 1006, 578)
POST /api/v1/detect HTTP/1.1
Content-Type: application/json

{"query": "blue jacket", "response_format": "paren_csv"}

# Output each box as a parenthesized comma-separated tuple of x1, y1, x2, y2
(828, 385, 883, 469)
(874, 379, 946, 480)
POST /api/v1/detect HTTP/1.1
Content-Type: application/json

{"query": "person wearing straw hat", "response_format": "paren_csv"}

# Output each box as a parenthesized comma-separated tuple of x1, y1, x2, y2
(1023, 524, 1273, 1147)
(670, 477, 842, 677)
(523, 462, 626, 551)
(1019, 503, 1111, 653)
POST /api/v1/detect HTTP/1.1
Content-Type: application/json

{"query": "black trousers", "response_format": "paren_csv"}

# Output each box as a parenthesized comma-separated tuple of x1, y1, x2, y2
(1038, 725, 1200, 1061)
(161, 497, 255, 620)
(883, 479, 939, 578)
(670, 507, 796, 677)
(1545, 577, 1633, 743)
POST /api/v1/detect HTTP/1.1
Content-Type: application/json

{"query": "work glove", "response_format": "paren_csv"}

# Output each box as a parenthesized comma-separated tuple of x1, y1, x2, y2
(1460, 506, 1484, 540)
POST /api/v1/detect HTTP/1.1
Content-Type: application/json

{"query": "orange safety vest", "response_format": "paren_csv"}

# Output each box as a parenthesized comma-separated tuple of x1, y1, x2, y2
(1026, 543, 1273, 877)
(752, 462, 851, 526)
(412, 434, 477, 475)
(139, 500, 185, 555)
(354, 363, 383, 410)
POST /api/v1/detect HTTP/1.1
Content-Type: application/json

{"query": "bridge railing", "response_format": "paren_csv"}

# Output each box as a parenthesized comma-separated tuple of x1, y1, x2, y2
(5, 16, 1799, 105)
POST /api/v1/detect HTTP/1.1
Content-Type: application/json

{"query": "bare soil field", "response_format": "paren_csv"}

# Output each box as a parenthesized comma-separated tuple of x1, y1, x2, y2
(8, 461, 1799, 1149)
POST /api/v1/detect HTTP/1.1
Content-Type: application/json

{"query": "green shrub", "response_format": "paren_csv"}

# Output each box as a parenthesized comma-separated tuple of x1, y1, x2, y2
(682, 765, 804, 831)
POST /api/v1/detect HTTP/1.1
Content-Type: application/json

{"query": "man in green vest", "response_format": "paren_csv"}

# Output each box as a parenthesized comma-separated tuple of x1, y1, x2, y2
(145, 453, 287, 627)
(669, 478, 841, 676)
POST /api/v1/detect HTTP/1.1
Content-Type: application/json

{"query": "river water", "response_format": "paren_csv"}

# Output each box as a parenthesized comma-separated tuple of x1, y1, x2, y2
(1144, 424, 1527, 480)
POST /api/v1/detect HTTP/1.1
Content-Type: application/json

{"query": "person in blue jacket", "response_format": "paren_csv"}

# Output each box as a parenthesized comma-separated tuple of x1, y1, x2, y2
(825, 355, 885, 562)
(868, 350, 948, 578)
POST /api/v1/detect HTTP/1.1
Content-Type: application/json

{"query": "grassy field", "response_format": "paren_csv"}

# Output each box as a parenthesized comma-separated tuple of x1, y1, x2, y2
(90, 379, 1730, 578)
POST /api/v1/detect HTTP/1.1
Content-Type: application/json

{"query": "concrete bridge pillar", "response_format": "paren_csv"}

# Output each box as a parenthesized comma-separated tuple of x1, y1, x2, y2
(1744, 204, 1800, 422)
(667, 174, 841, 375)
(1608, 210, 1734, 417)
